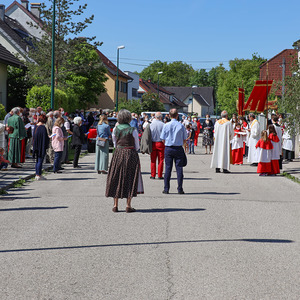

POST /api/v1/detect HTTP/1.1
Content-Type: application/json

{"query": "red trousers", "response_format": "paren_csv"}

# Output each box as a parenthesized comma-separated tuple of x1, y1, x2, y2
(194, 131, 200, 146)
(151, 142, 165, 178)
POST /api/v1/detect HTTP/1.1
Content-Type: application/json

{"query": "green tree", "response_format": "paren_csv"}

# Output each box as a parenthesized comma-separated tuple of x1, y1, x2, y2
(277, 57, 300, 134)
(7, 66, 33, 110)
(27, 0, 107, 109)
(139, 61, 195, 86)
(190, 69, 208, 86)
(216, 54, 266, 115)
(118, 98, 143, 115)
(141, 93, 165, 112)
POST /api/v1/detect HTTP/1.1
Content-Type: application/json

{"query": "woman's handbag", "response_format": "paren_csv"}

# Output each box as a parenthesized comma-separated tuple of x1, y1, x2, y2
(96, 137, 106, 147)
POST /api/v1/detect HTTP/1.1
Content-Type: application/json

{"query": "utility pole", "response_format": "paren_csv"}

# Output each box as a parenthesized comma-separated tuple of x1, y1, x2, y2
(281, 57, 286, 103)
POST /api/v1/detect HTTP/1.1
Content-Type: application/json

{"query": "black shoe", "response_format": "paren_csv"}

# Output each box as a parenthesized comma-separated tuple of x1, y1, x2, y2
(73, 166, 82, 168)
(216, 168, 221, 173)
(250, 163, 258, 166)
(54, 171, 62, 173)
(150, 176, 155, 179)
(162, 190, 169, 194)
(59, 167, 65, 170)
(178, 190, 185, 194)
(223, 169, 231, 173)
(158, 177, 164, 180)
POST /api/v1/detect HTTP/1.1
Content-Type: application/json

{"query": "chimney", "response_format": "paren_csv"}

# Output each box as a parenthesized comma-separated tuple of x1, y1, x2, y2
(0, 5, 5, 21)
(21, 0, 29, 10)
(31, 3, 41, 18)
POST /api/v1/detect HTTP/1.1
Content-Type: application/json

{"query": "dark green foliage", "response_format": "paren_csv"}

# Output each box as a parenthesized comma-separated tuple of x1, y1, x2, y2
(7, 66, 33, 110)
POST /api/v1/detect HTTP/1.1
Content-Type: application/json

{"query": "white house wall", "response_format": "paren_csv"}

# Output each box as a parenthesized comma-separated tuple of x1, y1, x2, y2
(6, 6, 44, 40)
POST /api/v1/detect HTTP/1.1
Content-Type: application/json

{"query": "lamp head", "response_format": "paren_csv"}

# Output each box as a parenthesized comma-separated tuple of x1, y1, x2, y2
(158, 71, 163, 75)
(117, 45, 125, 49)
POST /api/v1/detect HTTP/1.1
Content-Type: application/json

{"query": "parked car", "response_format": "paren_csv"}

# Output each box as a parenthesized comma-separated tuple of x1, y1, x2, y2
(87, 117, 117, 153)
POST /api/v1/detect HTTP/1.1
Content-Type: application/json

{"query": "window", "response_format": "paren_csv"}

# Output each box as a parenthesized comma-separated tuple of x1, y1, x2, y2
(121, 81, 128, 93)
(132, 88, 138, 97)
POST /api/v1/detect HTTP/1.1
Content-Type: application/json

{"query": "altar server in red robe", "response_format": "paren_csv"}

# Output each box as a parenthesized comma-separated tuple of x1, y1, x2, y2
(255, 130, 273, 176)
(231, 123, 244, 165)
(268, 125, 280, 175)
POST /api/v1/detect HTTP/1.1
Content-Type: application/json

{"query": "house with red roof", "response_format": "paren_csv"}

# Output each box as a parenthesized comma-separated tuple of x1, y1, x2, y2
(260, 49, 298, 96)
(138, 79, 187, 112)
(96, 50, 133, 110)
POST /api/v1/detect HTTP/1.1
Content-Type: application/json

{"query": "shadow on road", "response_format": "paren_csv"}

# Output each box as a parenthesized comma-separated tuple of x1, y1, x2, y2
(170, 178, 211, 181)
(137, 208, 206, 213)
(0, 206, 68, 212)
(0, 196, 41, 201)
(182, 192, 240, 195)
(47, 178, 95, 181)
(0, 238, 293, 253)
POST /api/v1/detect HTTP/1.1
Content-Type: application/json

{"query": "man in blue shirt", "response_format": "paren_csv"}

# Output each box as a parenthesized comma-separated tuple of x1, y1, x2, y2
(130, 113, 139, 130)
(160, 109, 187, 194)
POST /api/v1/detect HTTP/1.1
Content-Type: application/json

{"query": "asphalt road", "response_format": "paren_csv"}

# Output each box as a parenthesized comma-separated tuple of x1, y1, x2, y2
(0, 146, 299, 299)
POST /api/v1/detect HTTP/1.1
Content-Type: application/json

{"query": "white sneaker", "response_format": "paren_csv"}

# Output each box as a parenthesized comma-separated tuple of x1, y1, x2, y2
(35, 175, 47, 180)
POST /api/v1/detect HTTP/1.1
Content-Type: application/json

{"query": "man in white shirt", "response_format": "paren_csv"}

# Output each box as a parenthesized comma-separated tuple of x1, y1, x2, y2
(149, 112, 165, 179)
(247, 113, 260, 166)
(210, 111, 234, 173)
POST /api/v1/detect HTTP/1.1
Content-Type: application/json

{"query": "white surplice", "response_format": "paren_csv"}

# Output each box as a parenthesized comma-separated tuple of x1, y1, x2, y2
(247, 119, 260, 163)
(211, 118, 234, 170)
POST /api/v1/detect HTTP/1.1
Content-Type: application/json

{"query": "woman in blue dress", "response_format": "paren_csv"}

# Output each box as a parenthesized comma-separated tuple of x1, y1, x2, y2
(95, 114, 111, 174)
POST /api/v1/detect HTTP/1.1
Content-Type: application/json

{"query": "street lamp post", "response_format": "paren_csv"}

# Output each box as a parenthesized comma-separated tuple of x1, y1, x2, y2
(50, 0, 56, 109)
(157, 71, 163, 96)
(116, 45, 125, 112)
(191, 85, 197, 115)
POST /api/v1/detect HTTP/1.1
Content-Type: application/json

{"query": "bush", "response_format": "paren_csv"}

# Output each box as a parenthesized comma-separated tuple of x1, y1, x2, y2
(26, 85, 68, 111)
(0, 104, 6, 120)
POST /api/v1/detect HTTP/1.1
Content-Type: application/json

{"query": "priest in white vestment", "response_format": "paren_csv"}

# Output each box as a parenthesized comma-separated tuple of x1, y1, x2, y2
(211, 111, 234, 173)
(247, 113, 260, 166)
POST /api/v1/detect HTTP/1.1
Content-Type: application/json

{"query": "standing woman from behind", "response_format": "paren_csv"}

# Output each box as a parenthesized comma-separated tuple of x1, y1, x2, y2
(52, 117, 66, 174)
(95, 114, 111, 174)
(72, 116, 86, 168)
(106, 109, 144, 213)
(32, 115, 49, 180)
(202, 114, 214, 154)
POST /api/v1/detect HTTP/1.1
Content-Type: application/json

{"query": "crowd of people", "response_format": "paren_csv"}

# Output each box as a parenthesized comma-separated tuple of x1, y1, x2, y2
(1, 106, 93, 179)
(211, 111, 296, 176)
(0, 105, 297, 213)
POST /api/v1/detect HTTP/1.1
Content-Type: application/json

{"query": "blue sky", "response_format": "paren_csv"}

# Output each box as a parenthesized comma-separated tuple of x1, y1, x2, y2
(3, 0, 300, 72)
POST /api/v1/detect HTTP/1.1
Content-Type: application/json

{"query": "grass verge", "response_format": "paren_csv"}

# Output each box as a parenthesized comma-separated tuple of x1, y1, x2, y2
(281, 172, 300, 184)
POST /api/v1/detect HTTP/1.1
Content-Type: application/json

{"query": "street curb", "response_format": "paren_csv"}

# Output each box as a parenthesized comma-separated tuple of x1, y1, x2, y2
(0, 150, 88, 193)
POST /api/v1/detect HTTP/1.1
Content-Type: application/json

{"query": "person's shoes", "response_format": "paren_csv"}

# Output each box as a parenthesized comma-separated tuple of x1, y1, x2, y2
(223, 169, 231, 173)
(65, 161, 72, 164)
(102, 170, 108, 174)
(59, 167, 65, 170)
(112, 207, 118, 213)
(250, 163, 258, 166)
(35, 175, 47, 180)
(178, 190, 185, 194)
(11, 164, 22, 168)
(188, 152, 191, 154)
(73, 166, 82, 168)
(158, 177, 164, 180)
(215, 168, 221, 173)
(162, 190, 169, 194)
(150, 176, 155, 179)
(126, 207, 136, 213)
(1, 168, 8, 171)
(54, 171, 62, 173)
(193, 152, 195, 154)
(98, 171, 101, 174)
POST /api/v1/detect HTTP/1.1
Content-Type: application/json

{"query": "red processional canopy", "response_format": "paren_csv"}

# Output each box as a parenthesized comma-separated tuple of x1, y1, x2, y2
(244, 80, 273, 113)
